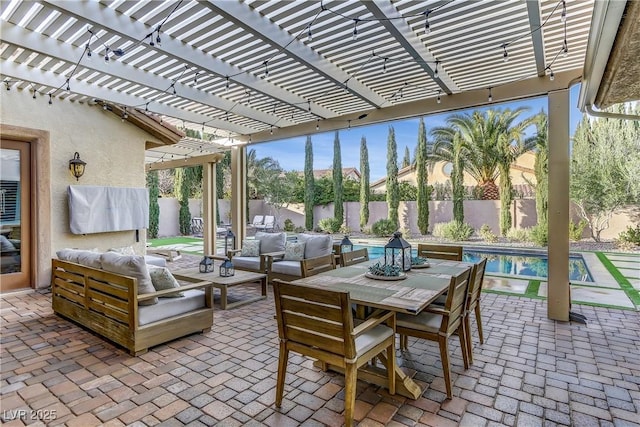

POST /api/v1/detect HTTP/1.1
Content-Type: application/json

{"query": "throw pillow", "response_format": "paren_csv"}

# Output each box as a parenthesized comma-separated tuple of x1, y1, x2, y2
(240, 239, 260, 257)
(75, 251, 103, 269)
(148, 265, 184, 297)
(283, 241, 306, 261)
(256, 232, 286, 254)
(56, 248, 99, 264)
(299, 234, 332, 259)
(108, 246, 136, 256)
(100, 252, 158, 305)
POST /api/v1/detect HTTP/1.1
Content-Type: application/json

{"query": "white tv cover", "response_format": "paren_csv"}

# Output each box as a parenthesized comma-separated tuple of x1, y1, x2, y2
(68, 185, 149, 234)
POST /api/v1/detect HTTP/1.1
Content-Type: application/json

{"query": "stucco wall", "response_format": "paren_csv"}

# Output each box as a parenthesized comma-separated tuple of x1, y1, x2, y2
(2, 89, 161, 286)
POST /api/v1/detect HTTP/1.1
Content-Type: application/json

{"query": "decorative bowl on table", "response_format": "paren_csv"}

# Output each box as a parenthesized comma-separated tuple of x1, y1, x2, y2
(411, 256, 430, 269)
(365, 262, 407, 281)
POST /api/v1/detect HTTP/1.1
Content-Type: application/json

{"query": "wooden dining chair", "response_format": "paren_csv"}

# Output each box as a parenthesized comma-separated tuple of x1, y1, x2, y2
(464, 258, 487, 364)
(416, 243, 463, 261)
(340, 248, 369, 267)
(300, 253, 336, 277)
(272, 280, 396, 427)
(396, 266, 472, 399)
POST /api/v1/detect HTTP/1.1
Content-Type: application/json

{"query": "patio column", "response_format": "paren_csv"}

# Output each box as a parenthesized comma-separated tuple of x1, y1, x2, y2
(202, 161, 217, 256)
(230, 146, 247, 246)
(547, 89, 570, 321)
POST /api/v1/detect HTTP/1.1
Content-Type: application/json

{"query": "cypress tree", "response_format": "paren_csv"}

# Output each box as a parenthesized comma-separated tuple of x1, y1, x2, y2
(416, 118, 429, 234)
(174, 168, 192, 235)
(359, 136, 370, 230)
(386, 126, 399, 227)
(147, 170, 160, 239)
(452, 134, 465, 224)
(304, 136, 315, 230)
(333, 131, 344, 224)
(402, 145, 411, 168)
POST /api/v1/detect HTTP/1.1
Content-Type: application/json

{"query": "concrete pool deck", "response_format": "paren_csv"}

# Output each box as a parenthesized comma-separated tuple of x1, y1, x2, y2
(149, 237, 640, 311)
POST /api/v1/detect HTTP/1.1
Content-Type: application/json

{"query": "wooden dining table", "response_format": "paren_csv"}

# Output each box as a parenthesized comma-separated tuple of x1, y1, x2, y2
(292, 257, 473, 399)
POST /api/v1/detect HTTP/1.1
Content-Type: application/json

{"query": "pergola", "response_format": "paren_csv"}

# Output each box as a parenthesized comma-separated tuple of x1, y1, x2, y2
(1, 0, 638, 321)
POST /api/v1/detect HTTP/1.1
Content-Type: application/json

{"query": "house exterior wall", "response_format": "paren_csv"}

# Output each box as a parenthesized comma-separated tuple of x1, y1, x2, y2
(1, 89, 161, 287)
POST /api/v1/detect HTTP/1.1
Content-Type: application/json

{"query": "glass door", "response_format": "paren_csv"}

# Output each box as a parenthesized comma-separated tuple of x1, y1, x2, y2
(0, 140, 31, 291)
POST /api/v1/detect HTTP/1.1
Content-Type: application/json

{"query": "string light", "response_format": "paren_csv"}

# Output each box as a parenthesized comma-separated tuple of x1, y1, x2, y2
(193, 71, 199, 84)
(103, 103, 108, 111)
(561, 0, 567, 22)
(562, 40, 568, 57)
(437, 90, 441, 104)
(383, 58, 387, 74)
(502, 44, 509, 62)
(433, 61, 439, 79)
(352, 19, 359, 40)
(86, 43, 92, 59)
(264, 61, 269, 77)
(32, 89, 37, 99)
(488, 87, 493, 102)
(65, 80, 70, 91)
(4, 81, 10, 91)
(347, 119, 351, 130)
(424, 10, 431, 35)
(48, 94, 52, 105)
(270, 125, 273, 135)
(316, 119, 320, 130)
(225, 76, 230, 92)
(548, 67, 555, 81)
(104, 47, 110, 62)
(307, 25, 313, 42)
(308, 100, 311, 112)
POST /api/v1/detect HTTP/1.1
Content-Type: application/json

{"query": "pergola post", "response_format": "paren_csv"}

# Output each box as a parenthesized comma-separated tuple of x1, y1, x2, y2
(202, 161, 217, 256)
(230, 146, 247, 246)
(547, 88, 570, 321)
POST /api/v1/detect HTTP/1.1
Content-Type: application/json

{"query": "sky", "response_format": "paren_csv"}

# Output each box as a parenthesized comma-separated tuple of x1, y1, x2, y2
(251, 85, 584, 182)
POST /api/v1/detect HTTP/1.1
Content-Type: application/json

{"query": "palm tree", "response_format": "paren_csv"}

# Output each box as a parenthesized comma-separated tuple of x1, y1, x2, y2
(246, 148, 280, 200)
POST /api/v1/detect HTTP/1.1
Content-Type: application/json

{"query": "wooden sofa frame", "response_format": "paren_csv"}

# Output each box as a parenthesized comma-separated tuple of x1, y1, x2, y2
(51, 259, 214, 356)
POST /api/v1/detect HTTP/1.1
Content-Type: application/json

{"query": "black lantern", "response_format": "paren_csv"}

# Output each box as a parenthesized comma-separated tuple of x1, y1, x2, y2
(199, 256, 214, 273)
(384, 231, 412, 272)
(69, 152, 86, 181)
(340, 235, 353, 254)
(224, 228, 236, 256)
(220, 258, 234, 277)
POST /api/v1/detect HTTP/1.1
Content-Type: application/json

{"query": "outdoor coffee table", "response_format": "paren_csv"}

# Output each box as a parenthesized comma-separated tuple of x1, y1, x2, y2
(172, 268, 267, 310)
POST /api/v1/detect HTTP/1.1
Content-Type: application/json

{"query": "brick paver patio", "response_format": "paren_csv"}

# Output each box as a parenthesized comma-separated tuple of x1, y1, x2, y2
(1, 255, 639, 426)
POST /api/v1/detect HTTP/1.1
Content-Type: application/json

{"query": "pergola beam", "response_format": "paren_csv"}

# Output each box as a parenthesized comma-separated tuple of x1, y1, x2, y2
(206, 0, 388, 109)
(44, 0, 336, 120)
(526, 0, 547, 77)
(363, 0, 458, 95)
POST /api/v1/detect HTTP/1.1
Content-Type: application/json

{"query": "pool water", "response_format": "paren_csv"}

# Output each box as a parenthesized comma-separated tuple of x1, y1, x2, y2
(354, 245, 593, 282)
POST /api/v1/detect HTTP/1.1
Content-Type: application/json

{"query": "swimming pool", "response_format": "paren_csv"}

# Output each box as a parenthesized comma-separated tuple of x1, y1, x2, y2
(353, 245, 593, 282)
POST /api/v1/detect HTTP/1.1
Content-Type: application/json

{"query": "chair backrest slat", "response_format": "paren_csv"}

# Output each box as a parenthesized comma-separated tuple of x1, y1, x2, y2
(467, 258, 487, 309)
(273, 280, 355, 358)
(341, 248, 369, 267)
(441, 267, 471, 334)
(301, 254, 336, 277)
(417, 244, 463, 261)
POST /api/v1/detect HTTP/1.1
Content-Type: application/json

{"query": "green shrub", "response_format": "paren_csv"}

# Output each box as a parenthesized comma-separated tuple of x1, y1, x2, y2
(371, 219, 397, 237)
(478, 224, 498, 243)
(318, 217, 342, 233)
(283, 218, 295, 232)
(339, 224, 352, 234)
(618, 224, 640, 246)
(294, 226, 306, 233)
(569, 219, 587, 241)
(530, 222, 548, 246)
(432, 221, 473, 241)
(505, 228, 530, 242)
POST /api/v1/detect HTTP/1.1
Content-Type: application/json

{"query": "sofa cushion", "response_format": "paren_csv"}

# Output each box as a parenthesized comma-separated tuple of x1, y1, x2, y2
(148, 265, 184, 297)
(271, 260, 302, 277)
(100, 252, 158, 306)
(144, 255, 167, 267)
(108, 245, 136, 256)
(75, 251, 103, 269)
(299, 234, 332, 259)
(232, 256, 262, 271)
(283, 241, 305, 261)
(138, 289, 205, 326)
(256, 232, 286, 254)
(241, 239, 260, 257)
(56, 248, 98, 264)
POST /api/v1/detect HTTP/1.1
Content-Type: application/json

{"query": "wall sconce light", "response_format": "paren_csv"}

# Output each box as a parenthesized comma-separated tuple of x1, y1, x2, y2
(69, 152, 86, 181)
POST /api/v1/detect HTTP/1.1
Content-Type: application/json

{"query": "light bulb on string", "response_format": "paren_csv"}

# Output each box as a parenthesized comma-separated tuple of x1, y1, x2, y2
(437, 90, 441, 104)
(383, 58, 387, 74)
(488, 88, 493, 102)
(264, 61, 269, 77)
(149, 34, 155, 46)
(4, 81, 10, 91)
(352, 19, 358, 40)
(308, 100, 311, 113)
(86, 44, 92, 59)
(562, 40, 568, 57)
(156, 31, 161, 46)
(32, 89, 37, 99)
(193, 72, 199, 84)
(348, 120, 351, 130)
(225, 76, 230, 92)
(502, 45, 509, 62)
(66, 80, 70, 91)
(561, 1, 567, 22)
(549, 68, 555, 81)
(316, 120, 320, 131)
(48, 94, 53, 105)
(307, 25, 313, 42)
(433, 61, 439, 79)
(104, 48, 110, 62)
(424, 10, 431, 35)
(270, 125, 273, 135)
